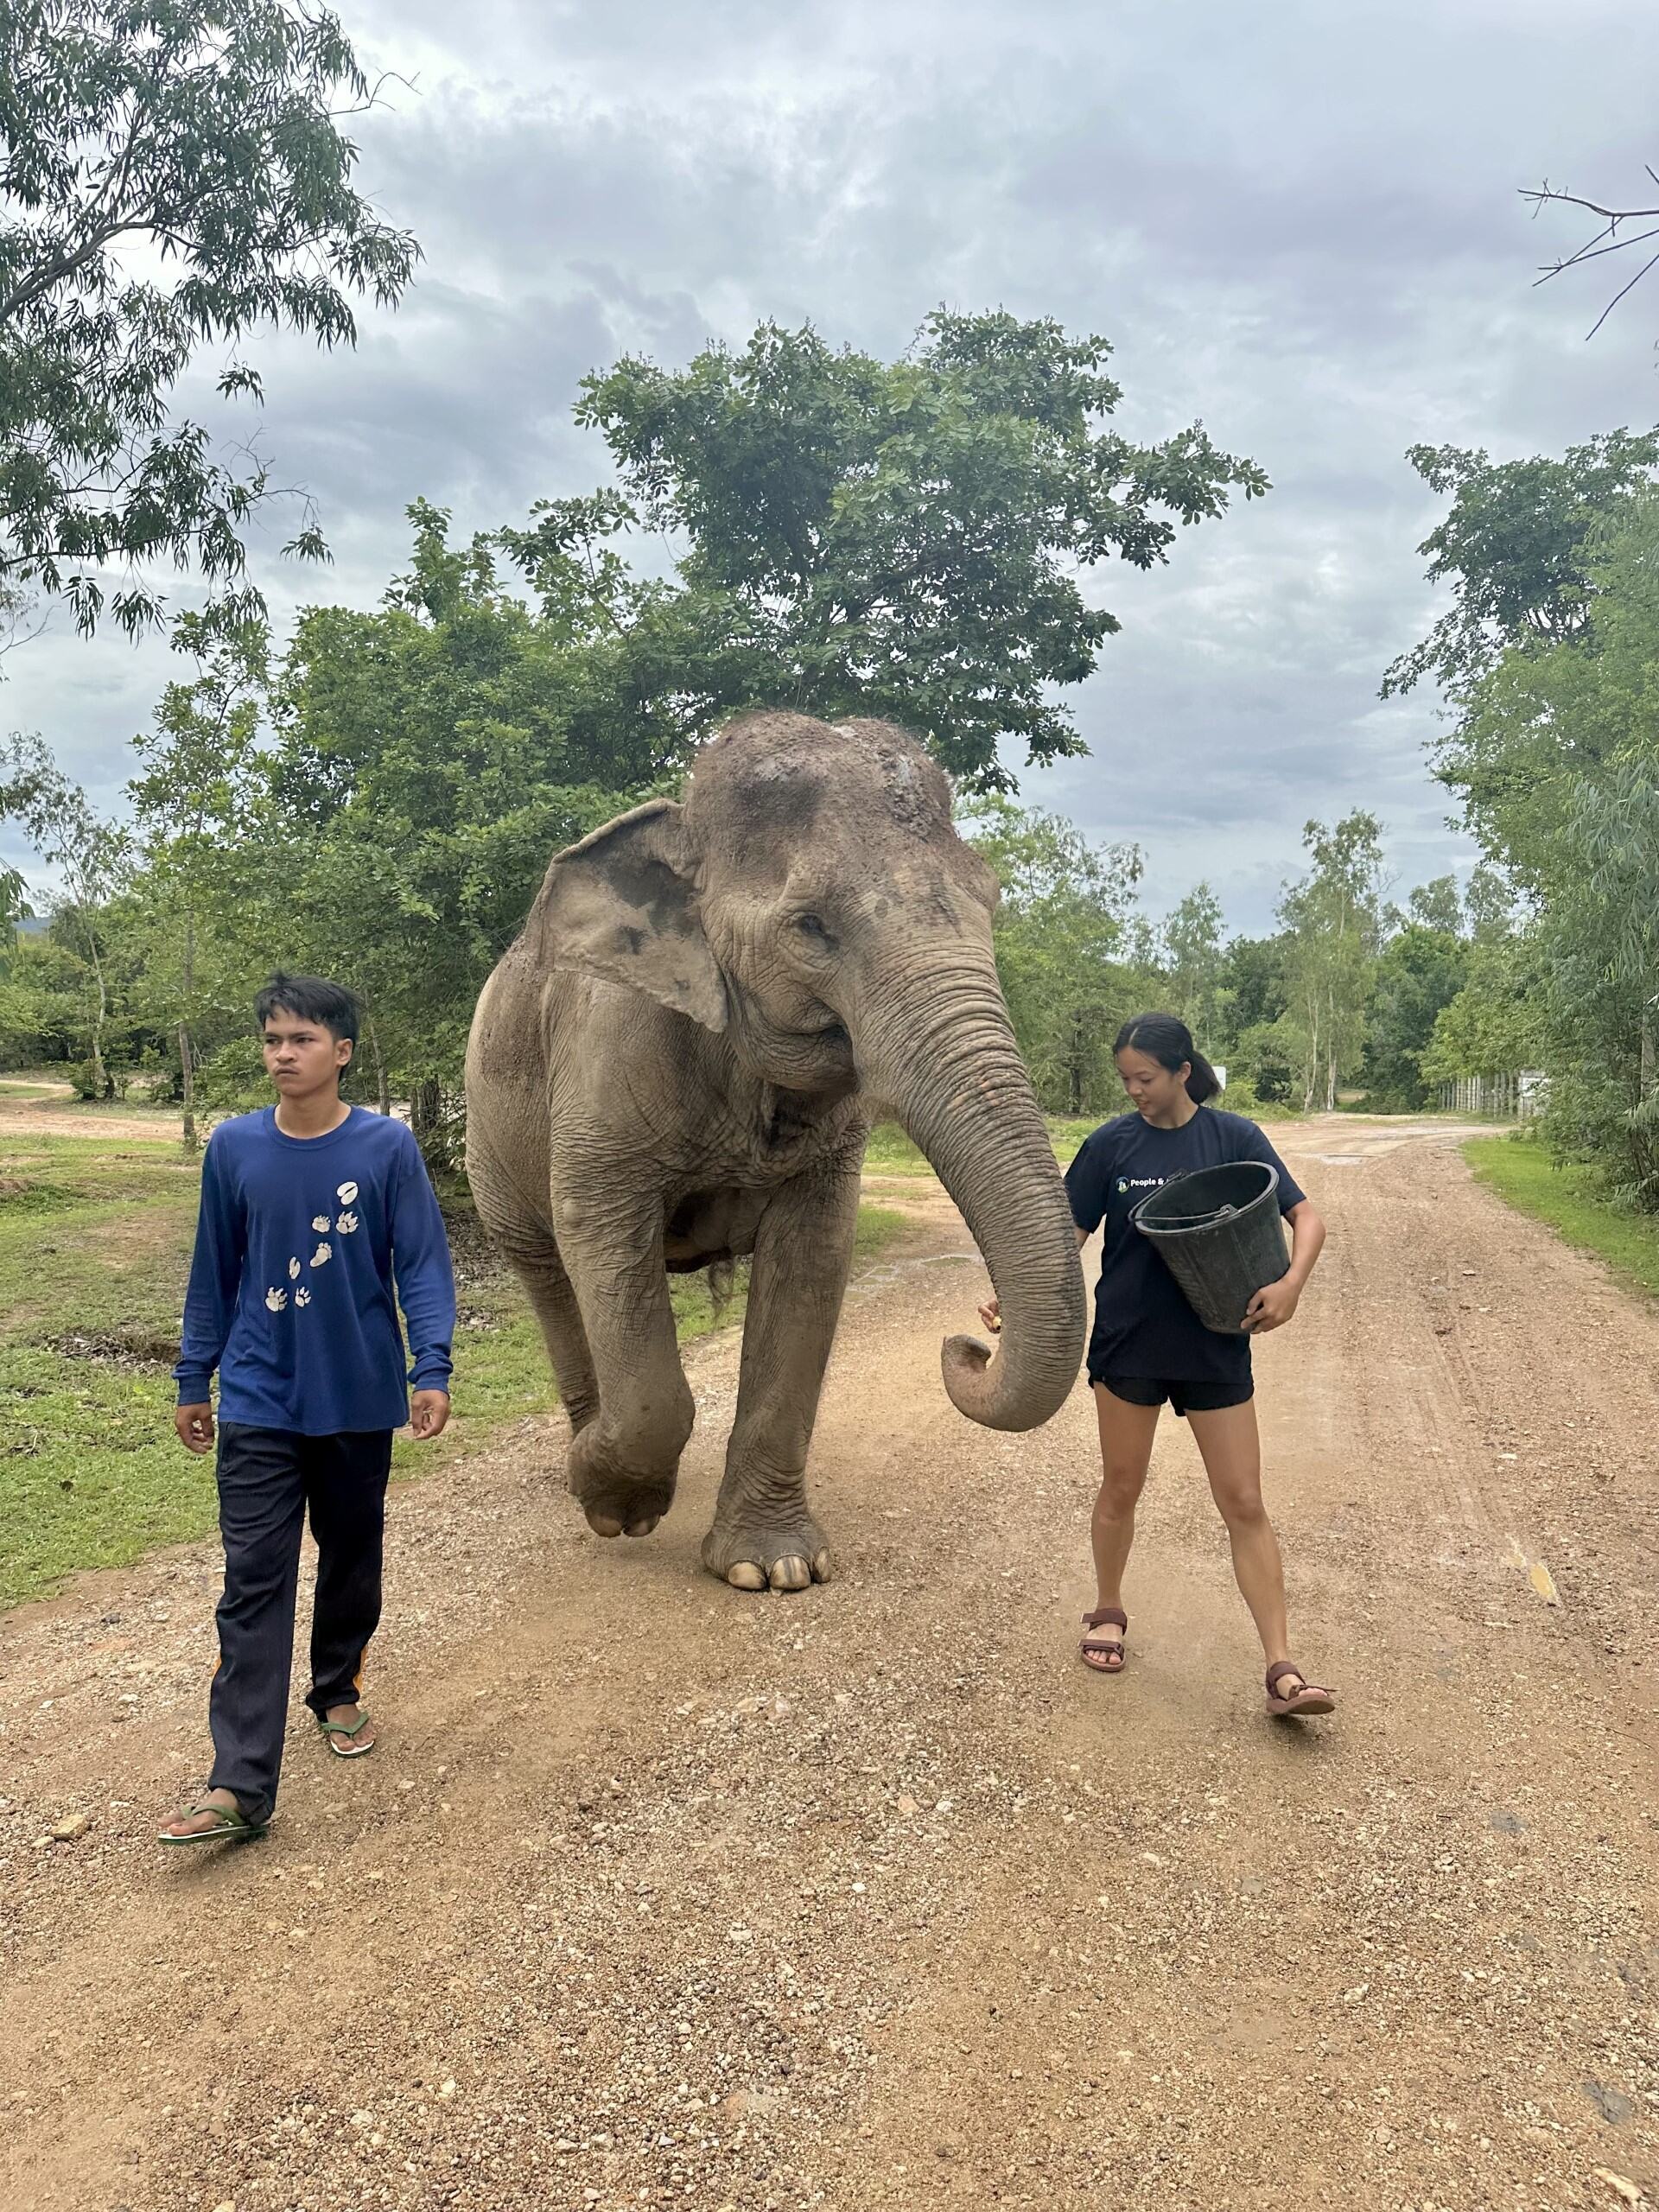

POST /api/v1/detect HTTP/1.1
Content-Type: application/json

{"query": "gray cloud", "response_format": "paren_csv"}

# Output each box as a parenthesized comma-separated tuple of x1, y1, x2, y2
(5, 0, 1658, 931)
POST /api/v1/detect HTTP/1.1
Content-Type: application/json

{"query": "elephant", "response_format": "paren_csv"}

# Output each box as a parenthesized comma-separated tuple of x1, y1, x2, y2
(463, 709, 1086, 1591)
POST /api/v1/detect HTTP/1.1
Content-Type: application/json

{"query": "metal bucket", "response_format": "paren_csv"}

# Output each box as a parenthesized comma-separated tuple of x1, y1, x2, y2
(1129, 1160, 1289, 1335)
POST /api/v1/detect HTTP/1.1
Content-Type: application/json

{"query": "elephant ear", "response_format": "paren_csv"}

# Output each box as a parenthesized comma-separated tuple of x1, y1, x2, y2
(531, 799, 728, 1033)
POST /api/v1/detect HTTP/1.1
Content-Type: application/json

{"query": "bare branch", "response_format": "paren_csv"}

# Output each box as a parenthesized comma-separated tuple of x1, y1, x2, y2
(1521, 173, 1659, 335)
(1586, 244, 1659, 342)
(1532, 224, 1659, 282)
(1522, 184, 1659, 226)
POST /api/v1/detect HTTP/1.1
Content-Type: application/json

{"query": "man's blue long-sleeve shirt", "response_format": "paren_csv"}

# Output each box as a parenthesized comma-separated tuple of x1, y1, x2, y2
(174, 1106, 456, 1435)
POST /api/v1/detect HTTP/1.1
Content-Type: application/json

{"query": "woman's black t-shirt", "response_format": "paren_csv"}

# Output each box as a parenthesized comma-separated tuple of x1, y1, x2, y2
(1064, 1108, 1306, 1383)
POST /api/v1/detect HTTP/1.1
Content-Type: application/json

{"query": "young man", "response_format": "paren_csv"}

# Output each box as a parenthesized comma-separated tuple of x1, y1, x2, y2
(161, 974, 456, 1845)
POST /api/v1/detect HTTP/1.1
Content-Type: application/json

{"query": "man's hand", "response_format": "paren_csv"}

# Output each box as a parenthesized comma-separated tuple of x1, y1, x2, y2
(1243, 1278, 1300, 1334)
(976, 1295, 1002, 1335)
(176, 1402, 215, 1455)
(410, 1389, 450, 1440)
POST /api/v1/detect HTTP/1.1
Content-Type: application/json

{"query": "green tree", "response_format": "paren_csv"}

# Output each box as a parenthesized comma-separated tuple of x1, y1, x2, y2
(1420, 932, 1547, 1094)
(1278, 812, 1386, 1112)
(263, 504, 646, 1158)
(1382, 430, 1659, 703)
(1361, 915, 1468, 1109)
(963, 798, 1144, 1113)
(573, 311, 1268, 790)
(1159, 882, 1224, 1039)
(1, 1, 417, 636)
(1408, 874, 1463, 935)
(126, 614, 270, 1146)
(1214, 933, 1288, 1037)
(1418, 490, 1659, 1193)
(1464, 862, 1519, 944)
(1543, 761, 1659, 1202)
(0, 734, 133, 1090)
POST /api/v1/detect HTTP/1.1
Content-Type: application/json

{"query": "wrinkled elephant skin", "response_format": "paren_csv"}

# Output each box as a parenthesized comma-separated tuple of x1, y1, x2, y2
(465, 712, 1086, 1591)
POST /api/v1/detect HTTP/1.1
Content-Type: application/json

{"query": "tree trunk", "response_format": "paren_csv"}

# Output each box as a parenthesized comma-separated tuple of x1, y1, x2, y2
(88, 946, 109, 1098)
(178, 1022, 196, 1151)
(179, 912, 197, 1152)
(365, 1014, 390, 1115)
(410, 1076, 446, 1170)
(1642, 999, 1656, 1097)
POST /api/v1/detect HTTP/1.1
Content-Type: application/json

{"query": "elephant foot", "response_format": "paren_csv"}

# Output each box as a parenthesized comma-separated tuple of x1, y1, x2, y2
(702, 1512, 833, 1594)
(567, 1424, 677, 1541)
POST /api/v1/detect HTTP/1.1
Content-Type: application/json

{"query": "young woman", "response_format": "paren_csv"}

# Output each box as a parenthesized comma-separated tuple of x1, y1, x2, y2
(983, 1014, 1335, 1719)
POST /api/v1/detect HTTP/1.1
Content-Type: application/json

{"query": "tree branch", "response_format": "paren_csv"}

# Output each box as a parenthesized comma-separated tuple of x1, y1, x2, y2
(1522, 171, 1659, 334)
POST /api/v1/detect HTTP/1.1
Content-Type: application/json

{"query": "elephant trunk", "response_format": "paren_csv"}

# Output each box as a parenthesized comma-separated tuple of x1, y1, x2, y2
(859, 968, 1087, 1431)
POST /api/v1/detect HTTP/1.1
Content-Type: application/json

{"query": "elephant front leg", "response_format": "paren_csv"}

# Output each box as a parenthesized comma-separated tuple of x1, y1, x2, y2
(556, 1193, 695, 1541)
(703, 1160, 861, 1593)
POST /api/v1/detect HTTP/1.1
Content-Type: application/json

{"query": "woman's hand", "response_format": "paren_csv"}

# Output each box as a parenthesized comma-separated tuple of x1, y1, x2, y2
(976, 1295, 1002, 1336)
(1243, 1279, 1300, 1333)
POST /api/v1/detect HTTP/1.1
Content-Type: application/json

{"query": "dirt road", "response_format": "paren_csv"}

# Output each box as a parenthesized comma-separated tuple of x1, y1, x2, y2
(3, 1116, 1658, 2211)
(0, 1077, 181, 1145)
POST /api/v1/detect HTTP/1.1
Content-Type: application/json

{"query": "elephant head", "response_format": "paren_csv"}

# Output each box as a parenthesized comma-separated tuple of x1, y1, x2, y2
(531, 711, 1085, 1431)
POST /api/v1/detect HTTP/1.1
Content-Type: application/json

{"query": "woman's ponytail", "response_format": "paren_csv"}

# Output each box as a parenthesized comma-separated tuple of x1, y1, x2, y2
(1183, 1050, 1222, 1105)
(1114, 1013, 1221, 1104)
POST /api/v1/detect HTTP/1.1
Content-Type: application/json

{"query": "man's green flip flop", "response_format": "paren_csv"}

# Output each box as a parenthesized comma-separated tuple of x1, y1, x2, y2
(158, 1799, 269, 1846)
(316, 1711, 376, 1758)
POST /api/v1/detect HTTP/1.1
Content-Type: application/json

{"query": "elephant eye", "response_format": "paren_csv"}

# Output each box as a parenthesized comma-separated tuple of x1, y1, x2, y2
(794, 912, 829, 938)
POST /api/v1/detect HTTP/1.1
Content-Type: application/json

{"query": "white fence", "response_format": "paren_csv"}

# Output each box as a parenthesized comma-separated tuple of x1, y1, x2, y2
(1434, 1071, 1547, 1121)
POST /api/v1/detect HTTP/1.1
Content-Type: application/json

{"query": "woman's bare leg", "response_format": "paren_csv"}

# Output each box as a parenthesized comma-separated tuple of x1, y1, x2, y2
(1185, 1398, 1301, 1687)
(1086, 1384, 1161, 1666)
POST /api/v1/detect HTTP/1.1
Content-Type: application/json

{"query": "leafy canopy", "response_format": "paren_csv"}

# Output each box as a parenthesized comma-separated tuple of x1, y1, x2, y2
(963, 796, 1146, 1111)
(1382, 429, 1659, 702)
(572, 311, 1268, 790)
(0, 0, 417, 636)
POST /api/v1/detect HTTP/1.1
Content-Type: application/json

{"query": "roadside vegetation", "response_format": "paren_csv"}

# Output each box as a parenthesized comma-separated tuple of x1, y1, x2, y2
(0, 1119, 908, 1611)
(1465, 1135, 1659, 1303)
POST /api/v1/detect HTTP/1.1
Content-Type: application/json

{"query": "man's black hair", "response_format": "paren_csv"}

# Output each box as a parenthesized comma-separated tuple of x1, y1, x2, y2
(254, 971, 360, 1049)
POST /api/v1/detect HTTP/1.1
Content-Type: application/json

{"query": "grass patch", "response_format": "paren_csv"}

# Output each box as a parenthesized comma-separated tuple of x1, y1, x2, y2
(866, 1116, 1096, 1175)
(1465, 1135, 1659, 1301)
(1046, 1117, 1095, 1165)
(863, 1123, 931, 1175)
(0, 1130, 913, 1611)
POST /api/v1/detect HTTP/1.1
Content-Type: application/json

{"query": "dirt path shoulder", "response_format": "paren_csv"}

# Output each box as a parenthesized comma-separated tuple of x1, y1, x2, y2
(2, 1117, 1656, 2211)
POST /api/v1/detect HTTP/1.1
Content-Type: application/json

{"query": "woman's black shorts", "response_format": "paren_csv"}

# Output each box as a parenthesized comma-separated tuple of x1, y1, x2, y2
(1090, 1371, 1254, 1418)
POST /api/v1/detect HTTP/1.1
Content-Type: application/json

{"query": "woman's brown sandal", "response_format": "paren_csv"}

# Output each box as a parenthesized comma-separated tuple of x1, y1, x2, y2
(1080, 1606, 1128, 1674)
(1265, 1661, 1335, 1717)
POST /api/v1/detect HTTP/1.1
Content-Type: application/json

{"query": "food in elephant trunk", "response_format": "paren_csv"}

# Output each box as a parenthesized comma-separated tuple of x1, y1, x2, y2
(858, 977, 1086, 1433)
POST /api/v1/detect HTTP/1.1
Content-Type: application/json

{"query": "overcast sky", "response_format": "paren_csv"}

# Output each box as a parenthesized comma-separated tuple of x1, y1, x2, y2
(6, 0, 1658, 931)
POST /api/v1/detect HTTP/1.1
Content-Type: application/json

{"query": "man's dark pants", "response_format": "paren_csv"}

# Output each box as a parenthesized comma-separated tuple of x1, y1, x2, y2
(209, 1423, 393, 1823)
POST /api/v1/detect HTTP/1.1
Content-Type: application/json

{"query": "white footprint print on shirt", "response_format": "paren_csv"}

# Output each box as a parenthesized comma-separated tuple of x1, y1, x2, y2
(265, 1287, 287, 1313)
(337, 1180, 359, 1205)
(336, 1211, 359, 1236)
(288, 1256, 301, 1281)
(311, 1213, 331, 1234)
(310, 1241, 332, 1268)
(295, 1286, 311, 1307)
